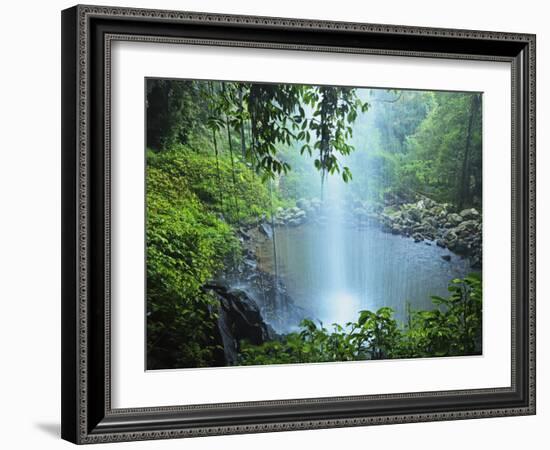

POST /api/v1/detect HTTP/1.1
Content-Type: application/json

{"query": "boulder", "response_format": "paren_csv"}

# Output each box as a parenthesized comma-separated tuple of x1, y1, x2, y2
(444, 230, 458, 249)
(408, 207, 423, 222)
(460, 208, 480, 220)
(454, 239, 470, 254)
(447, 213, 463, 226)
(412, 232, 424, 242)
(423, 217, 438, 228)
(259, 222, 273, 239)
(454, 220, 479, 237)
(206, 284, 275, 365)
(470, 254, 482, 269)
(391, 224, 402, 234)
(423, 198, 436, 209)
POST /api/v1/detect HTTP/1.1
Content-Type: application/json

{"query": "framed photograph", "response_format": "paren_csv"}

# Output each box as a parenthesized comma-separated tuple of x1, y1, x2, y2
(61, 4, 536, 444)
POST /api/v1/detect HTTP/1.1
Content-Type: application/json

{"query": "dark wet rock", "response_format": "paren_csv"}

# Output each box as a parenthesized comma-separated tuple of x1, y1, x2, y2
(453, 239, 470, 254)
(441, 254, 451, 262)
(205, 284, 276, 365)
(412, 232, 424, 243)
(238, 227, 251, 241)
(470, 254, 482, 269)
(243, 258, 257, 270)
(259, 222, 273, 239)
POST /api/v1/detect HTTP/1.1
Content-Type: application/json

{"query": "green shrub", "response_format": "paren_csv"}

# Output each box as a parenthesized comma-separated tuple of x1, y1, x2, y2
(146, 161, 241, 369)
(148, 146, 271, 225)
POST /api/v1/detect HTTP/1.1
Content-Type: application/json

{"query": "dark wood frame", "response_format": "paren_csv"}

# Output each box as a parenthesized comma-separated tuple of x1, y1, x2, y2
(61, 4, 536, 444)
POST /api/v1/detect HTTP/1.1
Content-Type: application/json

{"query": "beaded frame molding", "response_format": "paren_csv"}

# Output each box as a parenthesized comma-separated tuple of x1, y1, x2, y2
(61, 4, 536, 444)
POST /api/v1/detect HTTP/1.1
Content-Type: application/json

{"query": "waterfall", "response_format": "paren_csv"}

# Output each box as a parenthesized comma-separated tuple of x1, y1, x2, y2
(321, 169, 360, 326)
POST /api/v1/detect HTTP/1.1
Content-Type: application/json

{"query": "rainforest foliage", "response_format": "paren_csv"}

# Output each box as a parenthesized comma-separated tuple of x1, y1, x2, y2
(146, 78, 483, 369)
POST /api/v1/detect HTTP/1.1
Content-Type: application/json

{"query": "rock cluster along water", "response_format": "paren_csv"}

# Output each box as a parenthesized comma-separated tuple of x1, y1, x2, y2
(378, 199, 482, 269)
(272, 196, 482, 269)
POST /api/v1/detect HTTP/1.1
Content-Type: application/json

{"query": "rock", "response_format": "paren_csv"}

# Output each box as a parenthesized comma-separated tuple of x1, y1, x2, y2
(206, 284, 275, 365)
(412, 232, 424, 242)
(454, 239, 470, 254)
(460, 208, 480, 220)
(470, 254, 482, 269)
(423, 217, 438, 228)
(372, 197, 481, 267)
(238, 227, 251, 241)
(408, 207, 423, 222)
(444, 230, 458, 249)
(454, 220, 478, 235)
(418, 222, 437, 234)
(447, 213, 463, 226)
(423, 198, 436, 209)
(441, 254, 451, 262)
(259, 222, 273, 239)
(243, 258, 257, 269)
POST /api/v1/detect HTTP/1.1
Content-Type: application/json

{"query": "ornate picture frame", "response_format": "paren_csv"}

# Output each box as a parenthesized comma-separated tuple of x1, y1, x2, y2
(61, 4, 536, 444)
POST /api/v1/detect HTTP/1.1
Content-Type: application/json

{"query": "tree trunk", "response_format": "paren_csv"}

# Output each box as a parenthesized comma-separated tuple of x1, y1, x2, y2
(222, 83, 240, 221)
(458, 95, 479, 209)
(208, 82, 224, 210)
(239, 87, 247, 159)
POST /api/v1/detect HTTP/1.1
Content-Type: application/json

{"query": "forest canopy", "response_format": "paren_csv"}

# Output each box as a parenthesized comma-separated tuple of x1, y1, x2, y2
(147, 79, 481, 209)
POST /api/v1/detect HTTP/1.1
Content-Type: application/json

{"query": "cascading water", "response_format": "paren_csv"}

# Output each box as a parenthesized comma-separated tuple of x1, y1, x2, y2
(318, 169, 360, 326)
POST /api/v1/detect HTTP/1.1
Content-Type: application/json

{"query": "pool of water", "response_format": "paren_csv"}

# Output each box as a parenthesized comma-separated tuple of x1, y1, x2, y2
(256, 224, 475, 327)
